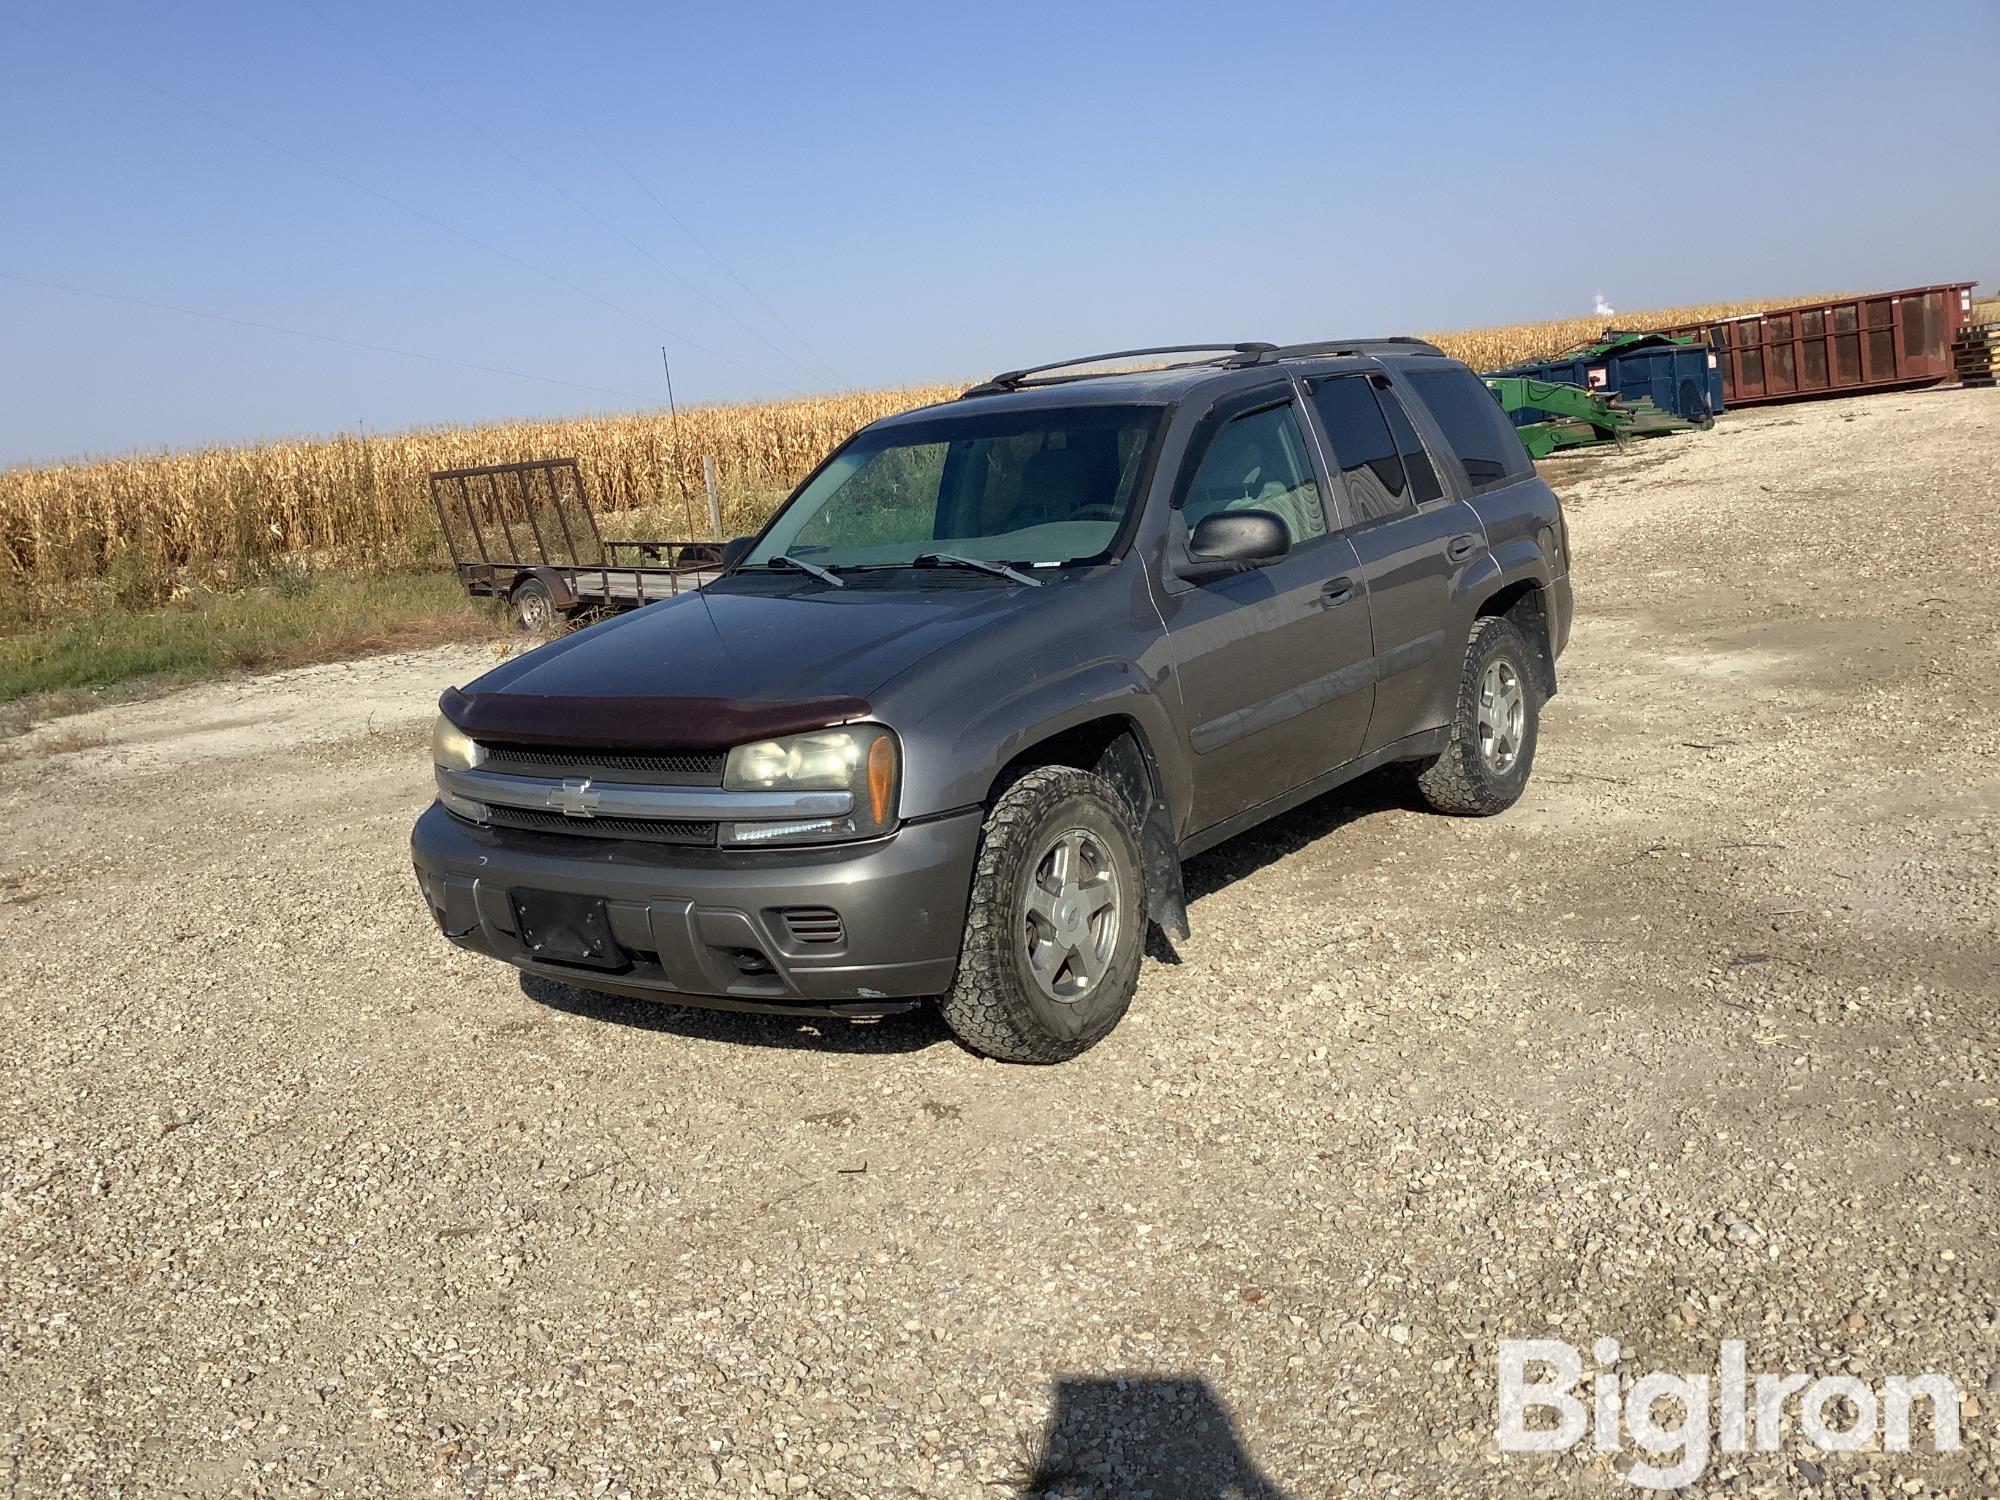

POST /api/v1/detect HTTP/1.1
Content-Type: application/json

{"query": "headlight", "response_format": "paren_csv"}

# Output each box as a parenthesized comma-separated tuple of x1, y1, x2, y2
(721, 725, 899, 846)
(432, 713, 485, 771)
(431, 713, 489, 822)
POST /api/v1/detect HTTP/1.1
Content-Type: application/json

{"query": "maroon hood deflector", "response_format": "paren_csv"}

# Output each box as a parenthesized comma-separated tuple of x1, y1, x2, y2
(439, 686, 871, 750)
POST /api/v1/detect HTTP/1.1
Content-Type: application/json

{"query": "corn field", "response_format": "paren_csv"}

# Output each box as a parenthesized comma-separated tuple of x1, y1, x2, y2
(1419, 295, 1825, 376)
(0, 295, 1833, 625)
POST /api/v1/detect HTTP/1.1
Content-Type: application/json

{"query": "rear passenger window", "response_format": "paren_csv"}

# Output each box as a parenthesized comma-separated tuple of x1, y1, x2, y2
(1309, 375, 1415, 525)
(1405, 366, 1533, 493)
(1180, 402, 1326, 547)
(1371, 380, 1444, 506)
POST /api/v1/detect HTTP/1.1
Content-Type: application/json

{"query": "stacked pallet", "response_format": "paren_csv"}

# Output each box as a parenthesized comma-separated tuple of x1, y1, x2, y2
(1954, 322, 1997, 389)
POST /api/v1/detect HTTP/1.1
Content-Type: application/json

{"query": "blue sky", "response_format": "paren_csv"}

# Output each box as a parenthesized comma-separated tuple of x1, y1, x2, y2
(3, 0, 1994, 466)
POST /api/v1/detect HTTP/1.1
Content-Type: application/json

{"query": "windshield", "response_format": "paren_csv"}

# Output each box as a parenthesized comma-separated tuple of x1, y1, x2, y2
(744, 404, 1163, 570)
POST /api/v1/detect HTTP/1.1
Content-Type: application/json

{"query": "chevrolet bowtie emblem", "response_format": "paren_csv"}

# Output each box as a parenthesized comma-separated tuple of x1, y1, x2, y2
(548, 777, 601, 818)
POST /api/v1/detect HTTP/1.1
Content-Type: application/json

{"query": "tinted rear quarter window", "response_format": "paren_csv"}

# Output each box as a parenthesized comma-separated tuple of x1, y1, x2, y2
(1371, 380, 1444, 505)
(1405, 366, 1532, 493)
(1308, 376, 1411, 525)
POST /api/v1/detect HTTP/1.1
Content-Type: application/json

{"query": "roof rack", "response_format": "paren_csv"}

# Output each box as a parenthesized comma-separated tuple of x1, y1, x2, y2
(961, 337, 1447, 398)
(962, 344, 1276, 399)
(1255, 337, 1447, 361)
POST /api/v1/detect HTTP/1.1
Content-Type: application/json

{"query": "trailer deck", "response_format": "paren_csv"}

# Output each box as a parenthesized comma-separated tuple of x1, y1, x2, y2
(429, 458, 721, 628)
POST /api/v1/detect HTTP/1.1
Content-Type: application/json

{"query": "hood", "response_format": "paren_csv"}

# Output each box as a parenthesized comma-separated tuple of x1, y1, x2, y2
(464, 577, 1043, 709)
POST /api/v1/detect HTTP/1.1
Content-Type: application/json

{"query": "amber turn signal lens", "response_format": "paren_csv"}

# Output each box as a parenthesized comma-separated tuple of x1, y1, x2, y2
(867, 733, 895, 825)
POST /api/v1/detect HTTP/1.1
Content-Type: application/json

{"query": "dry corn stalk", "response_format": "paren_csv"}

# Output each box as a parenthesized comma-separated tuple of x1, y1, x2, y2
(0, 294, 1837, 622)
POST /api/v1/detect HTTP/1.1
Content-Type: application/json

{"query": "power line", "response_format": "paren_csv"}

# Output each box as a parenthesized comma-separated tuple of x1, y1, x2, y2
(577, 121, 851, 388)
(295, 0, 833, 391)
(1, 270, 661, 404)
(26, 21, 800, 396)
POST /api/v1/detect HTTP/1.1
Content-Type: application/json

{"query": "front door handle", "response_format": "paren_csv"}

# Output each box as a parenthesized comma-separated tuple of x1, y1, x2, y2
(1445, 533, 1481, 564)
(1320, 576, 1356, 607)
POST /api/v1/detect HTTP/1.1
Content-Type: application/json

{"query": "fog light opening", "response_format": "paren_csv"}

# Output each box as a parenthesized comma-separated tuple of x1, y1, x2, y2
(721, 816, 848, 846)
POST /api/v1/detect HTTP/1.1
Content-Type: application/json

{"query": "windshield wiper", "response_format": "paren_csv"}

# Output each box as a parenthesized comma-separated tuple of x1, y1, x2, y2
(910, 553, 1042, 587)
(764, 553, 845, 588)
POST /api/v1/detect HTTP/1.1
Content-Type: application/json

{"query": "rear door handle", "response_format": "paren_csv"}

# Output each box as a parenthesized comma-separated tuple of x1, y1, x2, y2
(1320, 576, 1355, 606)
(1445, 533, 1481, 564)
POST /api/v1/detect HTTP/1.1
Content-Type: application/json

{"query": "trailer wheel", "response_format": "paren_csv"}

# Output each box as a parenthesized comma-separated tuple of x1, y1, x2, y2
(512, 577, 558, 632)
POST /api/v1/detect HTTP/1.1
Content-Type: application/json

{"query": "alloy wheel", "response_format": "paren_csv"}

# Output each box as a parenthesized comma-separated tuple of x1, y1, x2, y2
(1478, 658, 1524, 774)
(1021, 827, 1121, 1003)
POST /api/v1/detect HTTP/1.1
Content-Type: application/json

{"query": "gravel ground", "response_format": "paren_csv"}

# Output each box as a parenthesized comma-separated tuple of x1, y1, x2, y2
(3, 388, 1997, 1498)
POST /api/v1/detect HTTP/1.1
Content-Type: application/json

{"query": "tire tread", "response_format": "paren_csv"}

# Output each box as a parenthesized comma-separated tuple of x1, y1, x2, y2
(1415, 615, 1539, 817)
(937, 766, 1143, 1064)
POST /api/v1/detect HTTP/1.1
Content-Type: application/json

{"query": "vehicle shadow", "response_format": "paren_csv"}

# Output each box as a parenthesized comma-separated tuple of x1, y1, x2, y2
(1181, 767, 1420, 905)
(517, 973, 949, 1055)
(1016, 1375, 1292, 1498)
(1143, 767, 1420, 966)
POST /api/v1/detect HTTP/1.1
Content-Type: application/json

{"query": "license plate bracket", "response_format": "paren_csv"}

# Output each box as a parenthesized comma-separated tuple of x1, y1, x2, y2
(511, 888, 623, 969)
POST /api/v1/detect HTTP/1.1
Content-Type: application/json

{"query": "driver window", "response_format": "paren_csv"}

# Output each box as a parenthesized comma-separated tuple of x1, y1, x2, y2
(1180, 403, 1325, 547)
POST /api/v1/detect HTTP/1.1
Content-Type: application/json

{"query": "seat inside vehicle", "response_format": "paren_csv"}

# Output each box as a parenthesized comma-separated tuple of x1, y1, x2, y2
(1015, 433, 1119, 528)
(1182, 408, 1323, 544)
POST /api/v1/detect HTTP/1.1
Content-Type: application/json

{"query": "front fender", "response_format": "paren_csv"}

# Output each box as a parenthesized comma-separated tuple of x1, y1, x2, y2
(891, 658, 1186, 823)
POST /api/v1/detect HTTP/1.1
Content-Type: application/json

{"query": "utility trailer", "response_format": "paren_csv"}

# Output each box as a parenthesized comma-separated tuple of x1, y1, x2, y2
(429, 458, 721, 629)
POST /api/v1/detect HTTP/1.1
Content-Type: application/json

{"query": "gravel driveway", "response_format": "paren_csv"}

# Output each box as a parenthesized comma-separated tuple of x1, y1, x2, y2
(3, 389, 1997, 1498)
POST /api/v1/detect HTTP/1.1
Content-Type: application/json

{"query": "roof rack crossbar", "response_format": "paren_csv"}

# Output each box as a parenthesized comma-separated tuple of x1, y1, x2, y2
(962, 343, 1278, 398)
(959, 337, 1450, 399)
(1248, 337, 1448, 362)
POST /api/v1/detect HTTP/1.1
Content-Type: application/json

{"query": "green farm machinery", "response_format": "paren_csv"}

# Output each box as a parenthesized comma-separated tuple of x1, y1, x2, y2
(1484, 375, 1705, 460)
(1484, 327, 1721, 459)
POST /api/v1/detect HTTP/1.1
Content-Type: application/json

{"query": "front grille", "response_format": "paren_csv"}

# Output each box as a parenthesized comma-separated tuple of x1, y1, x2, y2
(779, 907, 846, 946)
(486, 807, 718, 846)
(478, 741, 725, 785)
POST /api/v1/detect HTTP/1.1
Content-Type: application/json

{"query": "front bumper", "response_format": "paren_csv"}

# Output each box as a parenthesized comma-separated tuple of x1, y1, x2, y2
(410, 802, 980, 1016)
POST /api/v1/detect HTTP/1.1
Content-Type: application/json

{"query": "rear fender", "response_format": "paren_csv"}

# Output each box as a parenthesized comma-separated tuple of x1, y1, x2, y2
(1452, 541, 1549, 613)
(1456, 543, 1559, 695)
(521, 568, 580, 612)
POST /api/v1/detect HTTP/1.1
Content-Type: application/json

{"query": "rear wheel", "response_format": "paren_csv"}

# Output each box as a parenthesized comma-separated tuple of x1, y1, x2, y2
(1415, 615, 1541, 816)
(938, 766, 1146, 1064)
(512, 577, 558, 632)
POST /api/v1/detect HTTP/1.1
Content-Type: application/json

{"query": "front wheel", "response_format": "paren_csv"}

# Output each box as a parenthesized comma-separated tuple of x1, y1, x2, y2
(937, 766, 1147, 1064)
(1415, 615, 1542, 816)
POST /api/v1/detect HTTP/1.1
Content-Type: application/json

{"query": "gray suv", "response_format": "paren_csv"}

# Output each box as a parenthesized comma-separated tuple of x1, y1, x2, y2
(412, 340, 1572, 1062)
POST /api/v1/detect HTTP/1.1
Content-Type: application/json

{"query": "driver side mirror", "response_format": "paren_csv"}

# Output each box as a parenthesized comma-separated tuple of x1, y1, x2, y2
(719, 535, 755, 571)
(1179, 509, 1290, 581)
